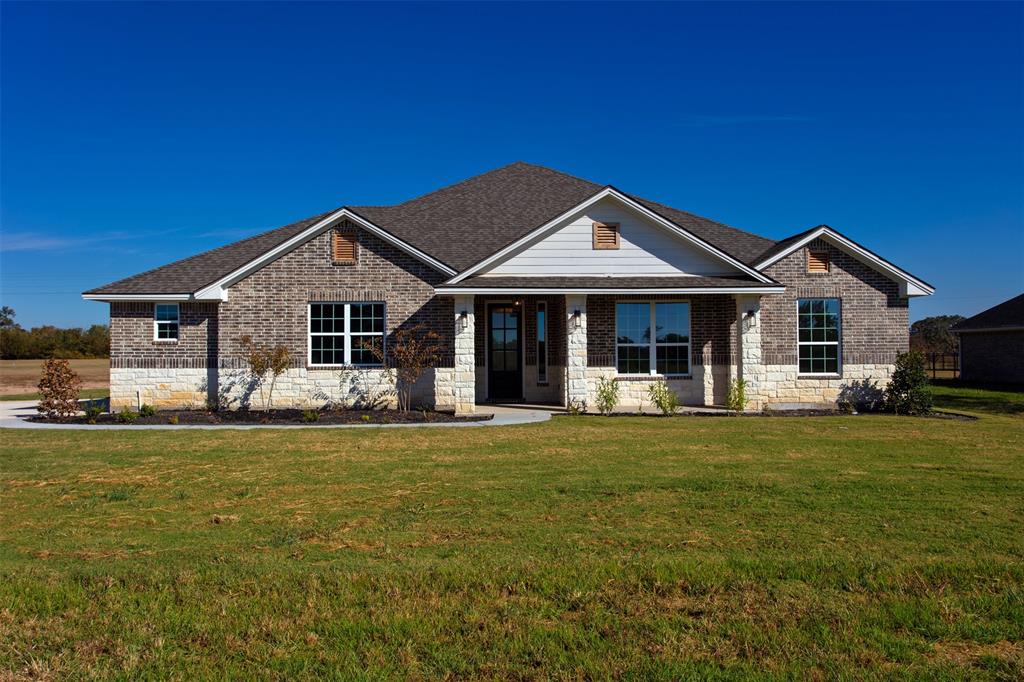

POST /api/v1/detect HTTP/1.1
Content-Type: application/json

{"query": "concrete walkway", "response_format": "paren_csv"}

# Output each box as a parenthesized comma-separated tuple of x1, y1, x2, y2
(0, 401, 557, 431)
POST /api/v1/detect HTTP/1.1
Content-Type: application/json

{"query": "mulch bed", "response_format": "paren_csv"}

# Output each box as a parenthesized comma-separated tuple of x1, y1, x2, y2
(31, 409, 493, 426)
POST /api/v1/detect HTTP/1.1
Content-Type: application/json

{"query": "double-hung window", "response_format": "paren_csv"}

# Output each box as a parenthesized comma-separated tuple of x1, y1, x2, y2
(797, 298, 840, 374)
(309, 302, 385, 367)
(154, 303, 179, 341)
(616, 301, 691, 376)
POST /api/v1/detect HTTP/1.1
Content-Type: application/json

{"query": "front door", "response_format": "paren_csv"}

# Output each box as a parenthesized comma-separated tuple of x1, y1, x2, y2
(488, 303, 522, 401)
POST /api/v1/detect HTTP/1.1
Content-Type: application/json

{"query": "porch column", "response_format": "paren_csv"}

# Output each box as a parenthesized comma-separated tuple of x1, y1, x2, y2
(453, 295, 475, 415)
(565, 294, 588, 410)
(735, 294, 765, 411)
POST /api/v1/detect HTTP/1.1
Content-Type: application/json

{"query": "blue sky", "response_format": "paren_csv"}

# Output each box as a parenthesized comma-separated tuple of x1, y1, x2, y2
(1, 1, 1021, 328)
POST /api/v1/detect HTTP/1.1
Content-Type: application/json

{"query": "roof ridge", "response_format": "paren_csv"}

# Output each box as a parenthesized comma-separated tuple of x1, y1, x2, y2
(391, 161, 530, 208)
(370, 161, 602, 229)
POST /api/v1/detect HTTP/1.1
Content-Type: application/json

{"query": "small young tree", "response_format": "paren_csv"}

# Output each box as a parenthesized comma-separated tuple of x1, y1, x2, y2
(595, 376, 620, 416)
(647, 381, 679, 416)
(239, 336, 292, 410)
(885, 350, 933, 415)
(365, 324, 443, 412)
(37, 358, 82, 418)
(726, 378, 748, 413)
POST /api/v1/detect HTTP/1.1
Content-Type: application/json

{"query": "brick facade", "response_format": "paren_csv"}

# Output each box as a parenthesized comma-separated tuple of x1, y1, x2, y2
(110, 302, 218, 367)
(761, 238, 909, 366)
(108, 228, 456, 409)
(960, 331, 1024, 383)
(107, 232, 913, 411)
(219, 228, 453, 365)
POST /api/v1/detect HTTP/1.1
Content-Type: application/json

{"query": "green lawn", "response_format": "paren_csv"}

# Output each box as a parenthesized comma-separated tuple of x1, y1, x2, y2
(2, 405, 1023, 678)
(932, 380, 1024, 417)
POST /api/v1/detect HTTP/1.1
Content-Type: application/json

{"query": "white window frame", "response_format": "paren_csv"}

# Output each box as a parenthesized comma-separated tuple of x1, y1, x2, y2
(615, 300, 692, 378)
(307, 302, 386, 368)
(796, 298, 842, 376)
(153, 303, 179, 342)
(536, 300, 548, 384)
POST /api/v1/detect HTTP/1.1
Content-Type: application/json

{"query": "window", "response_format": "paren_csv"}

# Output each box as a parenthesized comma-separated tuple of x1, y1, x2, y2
(592, 221, 620, 249)
(332, 229, 358, 264)
(797, 298, 840, 374)
(615, 301, 690, 375)
(154, 303, 179, 341)
(536, 301, 547, 383)
(309, 302, 384, 366)
(807, 250, 829, 273)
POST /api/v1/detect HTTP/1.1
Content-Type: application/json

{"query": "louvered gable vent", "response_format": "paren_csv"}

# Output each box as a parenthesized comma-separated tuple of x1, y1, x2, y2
(807, 250, 829, 273)
(592, 221, 620, 250)
(332, 221, 358, 264)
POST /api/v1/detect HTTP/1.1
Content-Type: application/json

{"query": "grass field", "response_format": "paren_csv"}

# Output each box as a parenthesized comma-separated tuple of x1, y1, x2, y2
(932, 380, 1024, 417)
(0, 358, 109, 400)
(2, 384, 1022, 679)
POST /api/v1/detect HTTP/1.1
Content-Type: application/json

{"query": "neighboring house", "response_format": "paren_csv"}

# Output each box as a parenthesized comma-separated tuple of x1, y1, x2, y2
(951, 293, 1024, 384)
(83, 162, 934, 413)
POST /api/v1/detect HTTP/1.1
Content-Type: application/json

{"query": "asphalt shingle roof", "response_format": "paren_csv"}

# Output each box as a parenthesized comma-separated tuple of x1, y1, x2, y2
(86, 162, 780, 295)
(951, 293, 1024, 332)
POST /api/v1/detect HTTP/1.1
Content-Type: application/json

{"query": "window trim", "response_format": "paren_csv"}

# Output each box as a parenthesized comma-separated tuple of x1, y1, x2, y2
(307, 302, 386, 368)
(796, 298, 842, 376)
(615, 300, 692, 378)
(153, 303, 180, 342)
(536, 300, 548, 384)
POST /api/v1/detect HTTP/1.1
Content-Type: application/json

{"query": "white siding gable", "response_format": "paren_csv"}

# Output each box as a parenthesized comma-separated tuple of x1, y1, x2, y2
(484, 197, 744, 277)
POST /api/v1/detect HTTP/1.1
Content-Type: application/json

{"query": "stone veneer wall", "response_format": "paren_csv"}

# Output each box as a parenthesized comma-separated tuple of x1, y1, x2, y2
(758, 238, 910, 408)
(109, 228, 456, 409)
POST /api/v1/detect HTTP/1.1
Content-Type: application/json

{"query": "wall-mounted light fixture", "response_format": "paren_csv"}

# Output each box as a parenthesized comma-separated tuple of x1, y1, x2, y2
(459, 310, 469, 330)
(745, 309, 756, 319)
(572, 308, 582, 329)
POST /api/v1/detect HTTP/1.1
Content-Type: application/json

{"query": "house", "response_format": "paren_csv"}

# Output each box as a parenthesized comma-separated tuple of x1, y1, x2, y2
(83, 162, 934, 413)
(951, 293, 1024, 384)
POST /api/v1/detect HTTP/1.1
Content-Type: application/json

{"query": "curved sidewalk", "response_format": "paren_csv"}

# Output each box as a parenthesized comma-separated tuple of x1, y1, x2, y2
(0, 401, 555, 430)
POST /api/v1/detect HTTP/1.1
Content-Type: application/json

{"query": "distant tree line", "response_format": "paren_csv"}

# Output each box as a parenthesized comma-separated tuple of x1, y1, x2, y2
(0, 306, 109, 359)
(909, 315, 965, 355)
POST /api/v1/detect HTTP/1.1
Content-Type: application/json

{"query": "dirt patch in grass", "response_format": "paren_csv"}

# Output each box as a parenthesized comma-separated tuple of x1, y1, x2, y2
(31, 408, 492, 426)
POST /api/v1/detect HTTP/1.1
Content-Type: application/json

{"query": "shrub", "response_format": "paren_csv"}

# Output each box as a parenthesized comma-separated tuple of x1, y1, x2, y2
(167, 415, 180, 425)
(647, 381, 679, 416)
(595, 377, 620, 416)
(363, 324, 444, 412)
(84, 403, 103, 424)
(885, 351, 933, 415)
(117, 408, 138, 424)
(566, 397, 587, 416)
(302, 409, 320, 423)
(726, 378, 748, 413)
(361, 414, 371, 422)
(37, 358, 82, 418)
(139, 404, 156, 417)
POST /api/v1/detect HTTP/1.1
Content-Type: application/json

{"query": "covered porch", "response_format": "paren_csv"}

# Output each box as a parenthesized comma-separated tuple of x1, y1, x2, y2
(441, 279, 772, 414)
